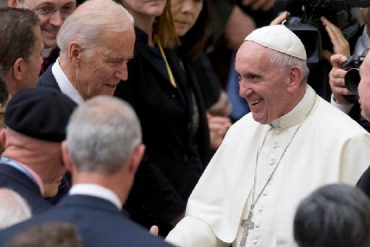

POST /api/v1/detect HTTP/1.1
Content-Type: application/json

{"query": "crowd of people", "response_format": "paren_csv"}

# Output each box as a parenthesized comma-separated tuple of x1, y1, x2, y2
(1, 0, 370, 247)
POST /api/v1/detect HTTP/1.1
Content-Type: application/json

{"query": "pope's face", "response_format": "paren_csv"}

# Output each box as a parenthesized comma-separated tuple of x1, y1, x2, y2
(358, 54, 370, 121)
(235, 41, 293, 124)
(18, 0, 77, 48)
(71, 29, 135, 100)
(171, 0, 203, 37)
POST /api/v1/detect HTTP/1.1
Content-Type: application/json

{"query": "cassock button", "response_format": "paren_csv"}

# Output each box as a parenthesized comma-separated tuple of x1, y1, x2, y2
(263, 191, 268, 196)
(258, 208, 263, 213)
(253, 240, 259, 245)
(171, 94, 176, 98)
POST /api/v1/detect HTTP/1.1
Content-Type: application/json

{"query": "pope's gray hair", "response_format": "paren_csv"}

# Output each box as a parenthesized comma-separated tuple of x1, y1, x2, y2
(66, 96, 142, 175)
(57, 0, 134, 56)
(268, 48, 310, 83)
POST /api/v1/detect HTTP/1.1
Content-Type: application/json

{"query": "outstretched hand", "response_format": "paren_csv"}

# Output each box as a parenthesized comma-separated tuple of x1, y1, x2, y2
(321, 16, 350, 60)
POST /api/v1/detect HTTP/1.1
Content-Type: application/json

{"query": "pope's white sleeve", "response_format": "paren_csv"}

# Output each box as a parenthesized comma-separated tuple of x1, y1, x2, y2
(166, 216, 227, 247)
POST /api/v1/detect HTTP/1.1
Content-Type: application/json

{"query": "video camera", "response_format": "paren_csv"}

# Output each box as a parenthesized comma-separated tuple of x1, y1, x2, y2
(275, 0, 370, 63)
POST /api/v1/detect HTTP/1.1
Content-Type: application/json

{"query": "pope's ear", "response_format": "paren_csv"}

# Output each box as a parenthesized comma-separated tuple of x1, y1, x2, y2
(287, 66, 302, 92)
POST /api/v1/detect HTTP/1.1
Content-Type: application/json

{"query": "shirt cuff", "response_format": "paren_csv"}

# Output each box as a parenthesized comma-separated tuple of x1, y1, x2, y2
(330, 94, 353, 114)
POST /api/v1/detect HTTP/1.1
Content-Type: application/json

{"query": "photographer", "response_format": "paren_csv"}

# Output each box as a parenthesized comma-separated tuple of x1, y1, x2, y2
(328, 8, 370, 132)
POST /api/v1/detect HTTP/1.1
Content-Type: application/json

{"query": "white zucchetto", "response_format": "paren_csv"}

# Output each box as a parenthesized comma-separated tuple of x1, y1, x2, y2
(245, 25, 307, 61)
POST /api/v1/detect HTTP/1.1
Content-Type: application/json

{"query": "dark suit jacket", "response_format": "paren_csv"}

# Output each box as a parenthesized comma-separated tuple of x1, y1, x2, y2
(0, 195, 174, 247)
(114, 28, 210, 235)
(0, 165, 52, 214)
(357, 166, 370, 198)
(37, 65, 61, 91)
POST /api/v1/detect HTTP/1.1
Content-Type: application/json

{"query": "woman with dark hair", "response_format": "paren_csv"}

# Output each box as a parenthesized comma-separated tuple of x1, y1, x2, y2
(113, 0, 211, 236)
(171, 0, 231, 149)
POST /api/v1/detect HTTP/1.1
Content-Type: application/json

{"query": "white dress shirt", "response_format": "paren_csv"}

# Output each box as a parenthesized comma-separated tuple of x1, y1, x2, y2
(52, 59, 84, 105)
(69, 184, 122, 210)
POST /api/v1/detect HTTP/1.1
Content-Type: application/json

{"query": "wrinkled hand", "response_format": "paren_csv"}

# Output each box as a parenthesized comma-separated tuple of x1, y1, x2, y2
(329, 54, 352, 104)
(241, 0, 275, 11)
(321, 16, 350, 60)
(270, 11, 290, 25)
(208, 114, 232, 149)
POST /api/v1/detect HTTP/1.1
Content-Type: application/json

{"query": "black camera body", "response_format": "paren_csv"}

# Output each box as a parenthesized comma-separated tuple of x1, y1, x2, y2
(340, 55, 365, 103)
(276, 0, 370, 63)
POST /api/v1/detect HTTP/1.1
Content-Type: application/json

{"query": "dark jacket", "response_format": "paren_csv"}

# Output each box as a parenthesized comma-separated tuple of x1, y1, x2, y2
(0, 164, 52, 214)
(37, 65, 61, 91)
(0, 195, 174, 247)
(114, 28, 210, 235)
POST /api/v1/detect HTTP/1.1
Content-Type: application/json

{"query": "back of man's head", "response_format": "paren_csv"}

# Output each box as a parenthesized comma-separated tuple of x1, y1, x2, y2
(57, 0, 134, 57)
(5, 222, 81, 247)
(294, 184, 370, 247)
(66, 96, 142, 175)
(0, 188, 31, 229)
(0, 8, 39, 78)
(4, 87, 77, 143)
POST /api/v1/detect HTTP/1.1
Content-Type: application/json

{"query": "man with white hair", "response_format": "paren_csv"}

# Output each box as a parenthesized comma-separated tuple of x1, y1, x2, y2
(166, 25, 370, 247)
(38, 0, 135, 104)
(0, 189, 31, 229)
(0, 96, 173, 247)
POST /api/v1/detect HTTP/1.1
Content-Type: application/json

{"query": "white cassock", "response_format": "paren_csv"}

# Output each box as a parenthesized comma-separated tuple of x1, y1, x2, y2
(166, 85, 370, 247)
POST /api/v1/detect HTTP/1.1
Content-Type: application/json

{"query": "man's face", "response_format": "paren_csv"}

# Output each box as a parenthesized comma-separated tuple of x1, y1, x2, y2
(71, 29, 135, 100)
(358, 54, 370, 120)
(17, 0, 76, 48)
(17, 25, 44, 92)
(235, 41, 292, 124)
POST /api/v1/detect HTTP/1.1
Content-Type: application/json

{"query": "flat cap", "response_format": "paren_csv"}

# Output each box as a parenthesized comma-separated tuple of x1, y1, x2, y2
(5, 88, 77, 142)
(245, 24, 307, 61)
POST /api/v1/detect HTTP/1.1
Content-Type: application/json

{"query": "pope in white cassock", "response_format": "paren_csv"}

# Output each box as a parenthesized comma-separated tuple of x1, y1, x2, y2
(166, 25, 370, 247)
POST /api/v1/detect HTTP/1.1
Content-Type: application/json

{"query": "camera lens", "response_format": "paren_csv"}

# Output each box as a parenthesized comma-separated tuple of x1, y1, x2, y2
(344, 68, 361, 95)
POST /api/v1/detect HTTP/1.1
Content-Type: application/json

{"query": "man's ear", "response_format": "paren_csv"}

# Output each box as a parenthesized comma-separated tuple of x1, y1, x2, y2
(287, 66, 303, 92)
(61, 141, 74, 172)
(12, 58, 24, 81)
(0, 129, 7, 149)
(68, 42, 82, 65)
(127, 144, 145, 175)
(8, 0, 18, 7)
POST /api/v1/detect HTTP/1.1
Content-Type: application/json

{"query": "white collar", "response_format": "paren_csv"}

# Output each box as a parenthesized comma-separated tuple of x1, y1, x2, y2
(52, 58, 84, 105)
(354, 25, 370, 56)
(69, 184, 122, 210)
(270, 85, 317, 129)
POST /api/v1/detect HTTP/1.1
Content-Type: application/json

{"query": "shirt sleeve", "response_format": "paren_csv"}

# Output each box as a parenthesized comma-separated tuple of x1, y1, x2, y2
(166, 216, 228, 247)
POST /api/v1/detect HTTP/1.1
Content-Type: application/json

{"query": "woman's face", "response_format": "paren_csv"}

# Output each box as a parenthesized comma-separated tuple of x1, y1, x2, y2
(171, 0, 203, 36)
(122, 0, 167, 18)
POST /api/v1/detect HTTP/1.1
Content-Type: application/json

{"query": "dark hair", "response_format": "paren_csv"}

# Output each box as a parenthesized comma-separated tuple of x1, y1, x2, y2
(0, 8, 39, 77)
(179, 0, 210, 60)
(294, 184, 370, 247)
(5, 222, 82, 247)
(0, 74, 8, 106)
